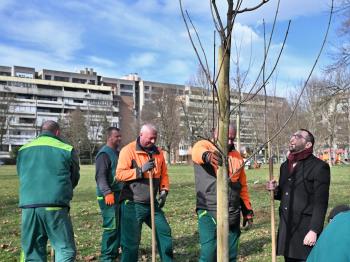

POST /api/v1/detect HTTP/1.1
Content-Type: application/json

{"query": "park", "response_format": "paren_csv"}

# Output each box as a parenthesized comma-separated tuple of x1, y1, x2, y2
(1, 163, 349, 261)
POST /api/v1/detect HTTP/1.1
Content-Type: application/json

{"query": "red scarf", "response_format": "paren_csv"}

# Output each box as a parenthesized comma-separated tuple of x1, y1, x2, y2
(287, 146, 313, 173)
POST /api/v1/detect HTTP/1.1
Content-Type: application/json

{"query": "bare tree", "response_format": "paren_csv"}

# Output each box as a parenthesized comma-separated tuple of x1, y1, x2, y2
(0, 91, 14, 151)
(59, 108, 89, 159)
(141, 92, 182, 164)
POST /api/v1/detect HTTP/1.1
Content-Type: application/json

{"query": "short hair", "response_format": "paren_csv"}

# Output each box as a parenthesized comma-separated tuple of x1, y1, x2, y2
(140, 123, 157, 133)
(106, 127, 120, 139)
(41, 120, 60, 133)
(299, 129, 315, 146)
(328, 205, 350, 222)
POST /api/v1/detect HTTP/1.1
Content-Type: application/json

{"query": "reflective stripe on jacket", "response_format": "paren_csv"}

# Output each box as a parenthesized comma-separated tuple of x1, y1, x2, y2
(17, 132, 80, 208)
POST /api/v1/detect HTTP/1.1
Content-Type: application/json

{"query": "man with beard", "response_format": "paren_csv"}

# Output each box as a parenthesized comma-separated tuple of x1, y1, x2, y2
(192, 124, 253, 261)
(267, 129, 331, 262)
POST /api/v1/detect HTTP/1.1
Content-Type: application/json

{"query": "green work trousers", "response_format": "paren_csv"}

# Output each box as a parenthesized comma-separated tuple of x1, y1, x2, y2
(97, 191, 121, 261)
(197, 209, 240, 262)
(120, 200, 173, 262)
(21, 207, 76, 262)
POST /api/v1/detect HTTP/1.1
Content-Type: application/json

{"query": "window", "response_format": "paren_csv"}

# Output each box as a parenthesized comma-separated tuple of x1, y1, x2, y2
(37, 96, 57, 101)
(120, 84, 133, 91)
(72, 78, 86, 84)
(120, 91, 133, 96)
(73, 99, 84, 104)
(54, 76, 69, 82)
(19, 118, 35, 124)
(44, 75, 52, 80)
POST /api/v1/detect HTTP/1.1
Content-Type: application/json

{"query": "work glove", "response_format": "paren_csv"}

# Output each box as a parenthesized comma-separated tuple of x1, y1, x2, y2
(242, 209, 254, 229)
(104, 193, 115, 206)
(141, 159, 156, 173)
(202, 151, 223, 167)
(158, 190, 168, 208)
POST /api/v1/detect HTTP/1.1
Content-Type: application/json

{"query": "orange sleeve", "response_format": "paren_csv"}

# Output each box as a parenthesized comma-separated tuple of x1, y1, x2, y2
(159, 150, 170, 192)
(228, 151, 252, 210)
(192, 140, 214, 164)
(115, 144, 138, 181)
(238, 168, 252, 210)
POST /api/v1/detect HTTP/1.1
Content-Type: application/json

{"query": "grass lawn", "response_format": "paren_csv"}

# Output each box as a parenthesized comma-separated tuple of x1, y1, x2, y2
(0, 164, 349, 261)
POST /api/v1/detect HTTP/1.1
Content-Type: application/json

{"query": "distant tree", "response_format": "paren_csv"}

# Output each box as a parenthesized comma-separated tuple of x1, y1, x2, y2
(141, 93, 182, 164)
(59, 108, 89, 159)
(119, 96, 139, 146)
(0, 91, 14, 151)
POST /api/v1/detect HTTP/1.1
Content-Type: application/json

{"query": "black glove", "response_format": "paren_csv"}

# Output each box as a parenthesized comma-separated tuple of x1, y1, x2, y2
(141, 159, 155, 173)
(158, 190, 168, 208)
(242, 209, 254, 229)
(202, 151, 223, 167)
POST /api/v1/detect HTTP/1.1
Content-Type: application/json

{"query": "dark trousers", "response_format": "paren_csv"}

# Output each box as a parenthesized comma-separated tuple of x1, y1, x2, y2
(285, 257, 306, 262)
(97, 191, 121, 262)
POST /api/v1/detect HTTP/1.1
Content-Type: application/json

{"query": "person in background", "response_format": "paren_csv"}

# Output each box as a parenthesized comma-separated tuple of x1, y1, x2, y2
(95, 127, 122, 261)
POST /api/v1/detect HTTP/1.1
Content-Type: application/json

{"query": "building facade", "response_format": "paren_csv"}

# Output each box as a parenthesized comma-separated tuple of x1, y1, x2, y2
(0, 65, 286, 162)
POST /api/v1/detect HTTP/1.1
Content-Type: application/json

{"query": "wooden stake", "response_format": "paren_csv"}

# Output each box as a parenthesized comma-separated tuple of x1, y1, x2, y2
(269, 157, 276, 262)
(149, 169, 156, 262)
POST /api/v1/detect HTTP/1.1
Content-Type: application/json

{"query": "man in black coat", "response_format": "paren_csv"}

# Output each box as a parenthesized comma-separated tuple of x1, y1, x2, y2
(267, 129, 330, 262)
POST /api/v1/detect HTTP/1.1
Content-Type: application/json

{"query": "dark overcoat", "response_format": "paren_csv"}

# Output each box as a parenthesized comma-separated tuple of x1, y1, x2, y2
(275, 154, 330, 260)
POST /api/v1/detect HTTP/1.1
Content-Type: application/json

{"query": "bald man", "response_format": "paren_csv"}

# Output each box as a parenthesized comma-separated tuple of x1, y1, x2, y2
(116, 124, 173, 262)
(192, 125, 253, 261)
(17, 120, 80, 261)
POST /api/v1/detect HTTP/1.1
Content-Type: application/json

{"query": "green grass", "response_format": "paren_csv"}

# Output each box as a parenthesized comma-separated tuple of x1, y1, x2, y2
(1, 164, 349, 261)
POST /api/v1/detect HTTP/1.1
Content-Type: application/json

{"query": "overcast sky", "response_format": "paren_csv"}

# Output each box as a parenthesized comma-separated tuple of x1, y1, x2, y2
(0, 0, 342, 96)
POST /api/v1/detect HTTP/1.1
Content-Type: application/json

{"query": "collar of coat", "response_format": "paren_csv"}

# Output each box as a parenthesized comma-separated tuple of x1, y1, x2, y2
(135, 137, 160, 156)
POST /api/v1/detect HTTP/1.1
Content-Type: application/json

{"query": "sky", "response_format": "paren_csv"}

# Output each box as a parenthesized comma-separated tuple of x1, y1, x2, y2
(0, 0, 343, 97)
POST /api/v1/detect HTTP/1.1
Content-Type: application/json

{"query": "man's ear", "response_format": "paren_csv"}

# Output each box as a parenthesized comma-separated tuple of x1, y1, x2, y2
(305, 142, 312, 149)
(55, 129, 61, 137)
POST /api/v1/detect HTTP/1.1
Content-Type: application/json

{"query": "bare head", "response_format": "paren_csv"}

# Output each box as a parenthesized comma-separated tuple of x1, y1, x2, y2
(289, 129, 314, 153)
(106, 127, 121, 149)
(41, 120, 60, 136)
(213, 124, 236, 146)
(139, 123, 157, 148)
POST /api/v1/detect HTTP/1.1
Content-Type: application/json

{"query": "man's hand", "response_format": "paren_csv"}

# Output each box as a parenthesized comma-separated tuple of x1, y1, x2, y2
(266, 180, 277, 191)
(303, 230, 317, 246)
(158, 190, 168, 208)
(141, 159, 155, 173)
(104, 193, 115, 206)
(203, 151, 223, 167)
(243, 210, 254, 229)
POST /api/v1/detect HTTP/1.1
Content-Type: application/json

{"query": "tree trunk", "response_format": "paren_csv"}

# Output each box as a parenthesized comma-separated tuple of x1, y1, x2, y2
(167, 146, 171, 165)
(217, 45, 230, 262)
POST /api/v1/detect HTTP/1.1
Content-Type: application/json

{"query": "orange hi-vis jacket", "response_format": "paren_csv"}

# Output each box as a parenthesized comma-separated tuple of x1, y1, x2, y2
(116, 139, 169, 204)
(192, 139, 252, 213)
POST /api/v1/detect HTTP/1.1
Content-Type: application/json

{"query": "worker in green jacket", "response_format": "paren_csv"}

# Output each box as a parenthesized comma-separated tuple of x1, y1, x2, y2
(307, 205, 350, 262)
(95, 127, 122, 261)
(17, 120, 80, 262)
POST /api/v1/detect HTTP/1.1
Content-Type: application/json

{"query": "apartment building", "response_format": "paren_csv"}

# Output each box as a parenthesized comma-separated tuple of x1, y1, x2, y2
(0, 64, 286, 162)
(0, 66, 119, 158)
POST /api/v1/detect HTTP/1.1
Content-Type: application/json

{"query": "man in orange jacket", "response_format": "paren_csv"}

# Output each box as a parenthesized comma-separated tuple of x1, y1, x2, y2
(116, 123, 173, 262)
(192, 124, 253, 262)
